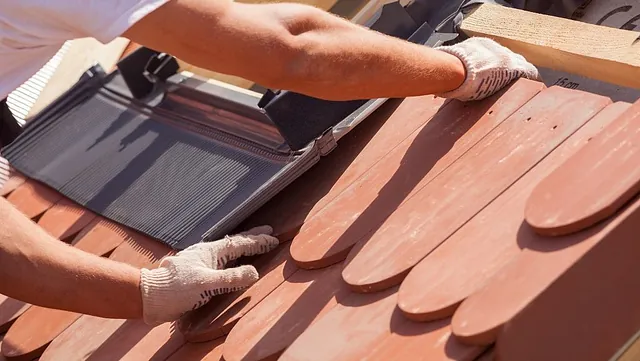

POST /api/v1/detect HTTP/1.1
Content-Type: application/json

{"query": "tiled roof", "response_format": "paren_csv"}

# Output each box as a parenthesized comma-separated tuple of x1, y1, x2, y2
(1, 77, 639, 361)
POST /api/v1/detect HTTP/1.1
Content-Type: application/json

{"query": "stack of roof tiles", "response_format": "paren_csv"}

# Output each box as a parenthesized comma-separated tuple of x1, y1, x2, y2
(0, 77, 639, 361)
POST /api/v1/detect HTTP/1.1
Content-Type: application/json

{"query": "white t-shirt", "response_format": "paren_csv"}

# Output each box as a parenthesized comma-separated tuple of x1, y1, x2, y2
(0, 0, 169, 100)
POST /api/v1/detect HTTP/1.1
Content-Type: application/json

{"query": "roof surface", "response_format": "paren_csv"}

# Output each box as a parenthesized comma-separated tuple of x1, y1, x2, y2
(1, 77, 639, 361)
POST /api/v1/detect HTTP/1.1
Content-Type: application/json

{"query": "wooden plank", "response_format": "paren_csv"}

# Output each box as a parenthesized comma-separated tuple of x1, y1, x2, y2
(460, 3, 640, 90)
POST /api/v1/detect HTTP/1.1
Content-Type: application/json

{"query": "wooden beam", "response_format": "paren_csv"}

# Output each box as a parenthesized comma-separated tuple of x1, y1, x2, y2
(460, 3, 640, 90)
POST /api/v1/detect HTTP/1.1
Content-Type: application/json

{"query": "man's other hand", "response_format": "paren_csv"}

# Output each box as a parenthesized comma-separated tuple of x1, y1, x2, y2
(139, 225, 279, 325)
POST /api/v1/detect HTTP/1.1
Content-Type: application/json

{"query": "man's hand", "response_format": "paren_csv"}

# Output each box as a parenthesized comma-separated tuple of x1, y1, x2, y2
(139, 225, 279, 325)
(435, 37, 541, 101)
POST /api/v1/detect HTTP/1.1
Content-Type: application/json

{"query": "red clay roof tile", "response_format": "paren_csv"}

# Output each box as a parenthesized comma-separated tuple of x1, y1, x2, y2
(397, 101, 632, 323)
(84, 320, 184, 361)
(498, 193, 640, 361)
(36, 198, 97, 242)
(451, 167, 633, 345)
(525, 99, 640, 236)
(222, 263, 350, 361)
(69, 218, 131, 256)
(0, 297, 29, 334)
(341, 86, 612, 294)
(2, 307, 79, 361)
(290, 80, 543, 270)
(5, 181, 61, 219)
(279, 286, 483, 361)
(166, 338, 225, 361)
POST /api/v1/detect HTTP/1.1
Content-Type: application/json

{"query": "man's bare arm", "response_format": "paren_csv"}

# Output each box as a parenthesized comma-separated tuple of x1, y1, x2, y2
(0, 197, 278, 324)
(123, 0, 467, 101)
(0, 197, 142, 318)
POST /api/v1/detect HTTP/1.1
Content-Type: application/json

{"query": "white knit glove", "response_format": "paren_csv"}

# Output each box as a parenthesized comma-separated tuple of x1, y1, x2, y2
(139, 225, 279, 326)
(435, 37, 540, 101)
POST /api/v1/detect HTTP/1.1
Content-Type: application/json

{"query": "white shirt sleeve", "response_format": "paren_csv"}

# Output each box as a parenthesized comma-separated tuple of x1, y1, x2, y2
(1, 0, 170, 46)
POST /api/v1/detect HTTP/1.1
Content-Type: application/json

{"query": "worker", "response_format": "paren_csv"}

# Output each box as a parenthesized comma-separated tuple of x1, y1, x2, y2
(0, 0, 540, 326)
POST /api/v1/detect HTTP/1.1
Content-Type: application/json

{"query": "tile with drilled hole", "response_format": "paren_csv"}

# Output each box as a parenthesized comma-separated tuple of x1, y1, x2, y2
(341, 87, 612, 293)
(179, 242, 298, 342)
(36, 198, 97, 242)
(239, 95, 447, 240)
(290, 80, 543, 270)
(222, 264, 350, 361)
(279, 287, 484, 361)
(397, 102, 631, 322)
(10, 236, 172, 361)
(166, 338, 225, 361)
(496, 194, 640, 361)
(5, 181, 62, 219)
(525, 99, 640, 236)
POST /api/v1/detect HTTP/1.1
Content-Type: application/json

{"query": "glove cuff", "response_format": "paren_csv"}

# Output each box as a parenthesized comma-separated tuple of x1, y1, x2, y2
(139, 267, 176, 326)
(433, 45, 478, 101)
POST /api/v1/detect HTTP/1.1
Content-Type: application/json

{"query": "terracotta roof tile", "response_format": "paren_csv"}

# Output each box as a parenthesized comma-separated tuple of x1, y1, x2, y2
(0, 297, 29, 334)
(2, 307, 79, 361)
(525, 100, 640, 236)
(450, 167, 635, 346)
(2, 78, 640, 361)
(82, 320, 183, 361)
(36, 198, 97, 242)
(341, 86, 612, 293)
(396, 101, 632, 323)
(497, 194, 640, 361)
(279, 286, 483, 361)
(222, 264, 350, 361)
(5, 181, 61, 220)
(166, 338, 225, 361)
(290, 80, 543, 270)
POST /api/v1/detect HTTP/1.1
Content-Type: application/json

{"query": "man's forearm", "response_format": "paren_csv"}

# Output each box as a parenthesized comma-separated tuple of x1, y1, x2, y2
(124, 0, 465, 101)
(0, 198, 142, 319)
